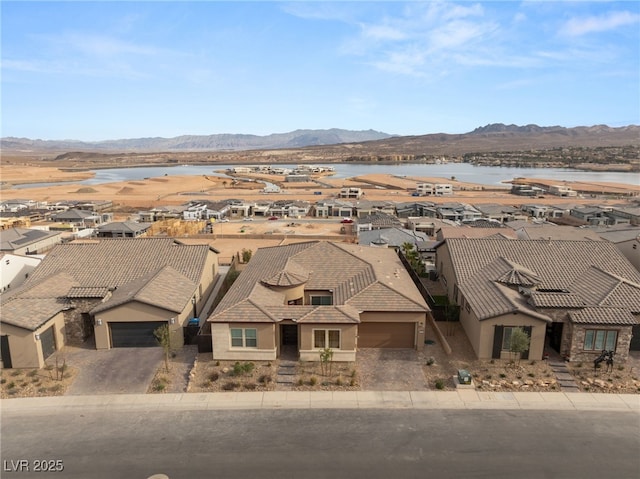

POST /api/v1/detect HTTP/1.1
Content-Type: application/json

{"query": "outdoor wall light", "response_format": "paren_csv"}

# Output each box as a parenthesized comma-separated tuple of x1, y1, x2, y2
(170, 318, 176, 325)
(95, 319, 102, 326)
(34, 334, 41, 340)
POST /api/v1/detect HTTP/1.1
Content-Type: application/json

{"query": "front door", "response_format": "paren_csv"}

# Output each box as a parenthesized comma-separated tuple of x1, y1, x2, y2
(549, 323, 563, 353)
(281, 325, 298, 346)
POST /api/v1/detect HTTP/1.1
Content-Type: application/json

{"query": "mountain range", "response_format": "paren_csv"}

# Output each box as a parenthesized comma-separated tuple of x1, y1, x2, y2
(2, 124, 639, 156)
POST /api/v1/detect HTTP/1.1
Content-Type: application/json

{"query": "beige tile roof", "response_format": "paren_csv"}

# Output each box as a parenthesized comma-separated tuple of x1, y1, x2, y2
(529, 292, 587, 308)
(67, 287, 110, 298)
(209, 241, 429, 324)
(29, 238, 211, 287)
(447, 238, 640, 322)
(92, 266, 197, 315)
(0, 273, 78, 330)
(569, 307, 638, 325)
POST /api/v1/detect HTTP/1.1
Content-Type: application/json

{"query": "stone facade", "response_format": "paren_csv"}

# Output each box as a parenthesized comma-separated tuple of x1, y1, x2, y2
(568, 323, 634, 363)
(63, 298, 105, 345)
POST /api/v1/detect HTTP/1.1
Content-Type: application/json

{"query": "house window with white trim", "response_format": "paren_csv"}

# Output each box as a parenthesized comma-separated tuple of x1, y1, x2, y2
(313, 329, 340, 349)
(230, 328, 257, 348)
(583, 329, 617, 351)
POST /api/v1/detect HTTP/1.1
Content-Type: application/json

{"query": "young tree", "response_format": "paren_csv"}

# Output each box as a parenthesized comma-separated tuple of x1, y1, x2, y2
(509, 327, 530, 366)
(241, 248, 252, 263)
(319, 348, 334, 376)
(154, 324, 171, 372)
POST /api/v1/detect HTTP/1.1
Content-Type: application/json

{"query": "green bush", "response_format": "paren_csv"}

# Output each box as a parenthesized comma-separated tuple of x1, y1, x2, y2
(209, 372, 219, 382)
(153, 383, 166, 392)
(309, 377, 317, 386)
(259, 374, 272, 384)
(435, 379, 445, 390)
(231, 362, 255, 376)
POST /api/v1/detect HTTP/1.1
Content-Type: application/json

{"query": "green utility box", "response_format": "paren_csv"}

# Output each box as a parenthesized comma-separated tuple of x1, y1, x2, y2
(457, 369, 472, 385)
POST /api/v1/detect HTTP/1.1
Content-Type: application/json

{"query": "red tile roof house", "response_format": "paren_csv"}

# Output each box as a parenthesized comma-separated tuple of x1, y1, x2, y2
(0, 238, 218, 368)
(207, 241, 430, 362)
(436, 238, 640, 363)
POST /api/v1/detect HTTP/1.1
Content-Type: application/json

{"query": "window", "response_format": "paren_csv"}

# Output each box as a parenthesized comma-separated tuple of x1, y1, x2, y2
(313, 329, 340, 349)
(501, 327, 515, 350)
(583, 329, 617, 351)
(230, 328, 257, 348)
(310, 295, 332, 306)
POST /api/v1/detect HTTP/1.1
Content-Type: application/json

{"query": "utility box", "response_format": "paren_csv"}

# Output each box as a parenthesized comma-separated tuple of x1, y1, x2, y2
(457, 369, 472, 385)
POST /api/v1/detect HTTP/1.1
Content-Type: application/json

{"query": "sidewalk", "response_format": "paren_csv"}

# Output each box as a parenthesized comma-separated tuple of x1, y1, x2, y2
(3, 390, 638, 413)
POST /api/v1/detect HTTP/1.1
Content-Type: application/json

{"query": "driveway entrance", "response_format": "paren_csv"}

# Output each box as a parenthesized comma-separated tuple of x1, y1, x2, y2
(65, 347, 163, 395)
(356, 349, 427, 390)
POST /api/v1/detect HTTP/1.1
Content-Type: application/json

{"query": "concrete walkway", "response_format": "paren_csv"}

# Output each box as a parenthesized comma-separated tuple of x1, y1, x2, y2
(3, 390, 638, 412)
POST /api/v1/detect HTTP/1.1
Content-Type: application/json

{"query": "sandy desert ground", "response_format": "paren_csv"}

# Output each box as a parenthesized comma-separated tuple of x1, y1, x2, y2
(3, 164, 637, 211)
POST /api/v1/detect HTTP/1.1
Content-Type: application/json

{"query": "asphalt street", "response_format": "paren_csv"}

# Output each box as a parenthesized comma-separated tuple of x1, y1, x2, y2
(2, 407, 639, 479)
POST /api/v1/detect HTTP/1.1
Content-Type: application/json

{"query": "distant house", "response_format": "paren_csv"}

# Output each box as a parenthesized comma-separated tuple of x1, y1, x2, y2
(548, 184, 578, 197)
(358, 227, 430, 250)
(312, 200, 354, 218)
(339, 187, 363, 199)
(0, 238, 219, 368)
(595, 225, 640, 271)
(416, 183, 453, 196)
(0, 227, 62, 255)
(473, 204, 529, 223)
(356, 212, 402, 231)
(208, 242, 430, 362)
(96, 221, 152, 238)
(436, 238, 640, 362)
(51, 208, 102, 228)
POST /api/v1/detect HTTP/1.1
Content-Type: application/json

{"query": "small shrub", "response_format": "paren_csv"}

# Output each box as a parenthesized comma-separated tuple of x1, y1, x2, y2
(27, 370, 39, 377)
(258, 374, 272, 384)
(0, 378, 6, 384)
(350, 378, 356, 387)
(222, 381, 239, 391)
(37, 387, 48, 394)
(499, 373, 506, 378)
(232, 362, 255, 376)
(350, 370, 357, 378)
(309, 377, 317, 386)
(435, 379, 445, 390)
(153, 383, 166, 392)
(297, 378, 304, 386)
(607, 377, 613, 382)
(243, 383, 257, 391)
(201, 380, 211, 388)
(614, 374, 621, 379)
(336, 377, 342, 386)
(551, 385, 557, 390)
(7, 382, 16, 389)
(576, 363, 583, 368)
(484, 374, 492, 380)
(617, 365, 624, 371)
(426, 357, 436, 366)
(20, 382, 28, 387)
(215, 361, 220, 366)
(516, 375, 522, 380)
(490, 359, 495, 364)
(528, 373, 535, 378)
(209, 372, 219, 382)
(10, 371, 21, 377)
(8, 389, 18, 396)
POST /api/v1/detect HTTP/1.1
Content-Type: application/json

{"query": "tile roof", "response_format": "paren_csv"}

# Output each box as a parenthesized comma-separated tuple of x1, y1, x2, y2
(0, 273, 78, 330)
(569, 307, 638, 325)
(209, 241, 428, 324)
(67, 287, 110, 298)
(28, 238, 211, 287)
(529, 292, 587, 308)
(446, 238, 640, 322)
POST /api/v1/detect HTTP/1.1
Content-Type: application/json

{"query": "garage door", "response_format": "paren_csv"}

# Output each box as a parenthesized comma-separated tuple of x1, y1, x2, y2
(110, 322, 166, 348)
(358, 322, 415, 348)
(40, 326, 56, 359)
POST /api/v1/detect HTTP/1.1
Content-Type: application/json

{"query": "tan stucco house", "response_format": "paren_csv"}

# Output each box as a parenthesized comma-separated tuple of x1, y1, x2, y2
(1, 238, 218, 368)
(436, 238, 640, 362)
(208, 241, 430, 362)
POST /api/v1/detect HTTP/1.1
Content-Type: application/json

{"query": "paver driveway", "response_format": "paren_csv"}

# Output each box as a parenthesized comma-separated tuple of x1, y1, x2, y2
(65, 348, 163, 395)
(357, 349, 427, 390)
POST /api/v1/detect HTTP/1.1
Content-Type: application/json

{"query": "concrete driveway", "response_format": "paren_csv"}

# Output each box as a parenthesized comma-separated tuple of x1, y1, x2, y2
(65, 347, 163, 395)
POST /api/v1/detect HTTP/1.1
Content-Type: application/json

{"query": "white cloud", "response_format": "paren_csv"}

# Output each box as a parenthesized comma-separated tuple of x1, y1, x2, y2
(561, 10, 640, 37)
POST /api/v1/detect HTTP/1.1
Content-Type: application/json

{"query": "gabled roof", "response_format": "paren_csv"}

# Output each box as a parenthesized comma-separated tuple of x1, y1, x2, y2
(209, 241, 428, 324)
(92, 265, 197, 314)
(0, 272, 78, 330)
(53, 209, 95, 220)
(96, 221, 152, 233)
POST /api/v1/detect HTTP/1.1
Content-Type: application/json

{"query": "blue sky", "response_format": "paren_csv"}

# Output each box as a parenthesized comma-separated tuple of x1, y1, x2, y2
(2, 1, 639, 141)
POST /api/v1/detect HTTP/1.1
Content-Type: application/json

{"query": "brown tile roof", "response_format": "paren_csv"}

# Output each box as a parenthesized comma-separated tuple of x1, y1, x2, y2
(92, 266, 197, 315)
(447, 238, 640, 322)
(529, 292, 587, 308)
(67, 287, 110, 298)
(209, 241, 428, 324)
(28, 238, 211, 287)
(0, 273, 78, 330)
(569, 307, 638, 325)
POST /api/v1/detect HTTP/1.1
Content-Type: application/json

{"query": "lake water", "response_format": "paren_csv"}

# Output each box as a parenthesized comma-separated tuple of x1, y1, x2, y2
(11, 162, 639, 189)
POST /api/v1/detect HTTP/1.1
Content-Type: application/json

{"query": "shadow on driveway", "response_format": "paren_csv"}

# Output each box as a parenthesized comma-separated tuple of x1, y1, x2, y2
(65, 348, 163, 395)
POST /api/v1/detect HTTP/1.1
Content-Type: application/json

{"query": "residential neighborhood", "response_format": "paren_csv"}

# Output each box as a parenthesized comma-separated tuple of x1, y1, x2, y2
(1, 180, 639, 399)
